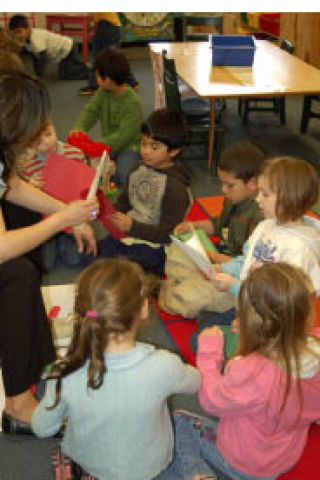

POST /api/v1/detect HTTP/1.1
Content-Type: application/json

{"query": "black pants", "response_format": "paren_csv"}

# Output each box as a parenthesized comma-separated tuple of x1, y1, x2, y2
(58, 42, 89, 80)
(0, 201, 55, 396)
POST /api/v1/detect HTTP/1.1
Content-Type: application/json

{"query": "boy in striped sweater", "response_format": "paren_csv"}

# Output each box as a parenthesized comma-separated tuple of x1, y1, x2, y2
(18, 120, 85, 187)
(18, 120, 87, 271)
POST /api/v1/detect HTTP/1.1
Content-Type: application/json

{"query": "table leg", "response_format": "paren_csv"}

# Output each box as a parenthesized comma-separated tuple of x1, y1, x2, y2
(82, 21, 88, 63)
(208, 99, 215, 173)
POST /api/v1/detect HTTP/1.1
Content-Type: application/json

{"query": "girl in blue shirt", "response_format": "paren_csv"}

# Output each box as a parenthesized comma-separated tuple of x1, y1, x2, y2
(32, 258, 200, 480)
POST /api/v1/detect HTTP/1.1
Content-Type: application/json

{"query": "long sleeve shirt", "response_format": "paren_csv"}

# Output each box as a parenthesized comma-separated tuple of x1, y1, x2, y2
(32, 342, 200, 480)
(116, 162, 191, 244)
(197, 333, 320, 477)
(221, 217, 320, 296)
(73, 87, 143, 154)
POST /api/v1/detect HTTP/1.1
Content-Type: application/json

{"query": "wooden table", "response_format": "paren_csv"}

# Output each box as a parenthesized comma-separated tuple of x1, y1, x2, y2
(149, 40, 320, 171)
(46, 14, 94, 63)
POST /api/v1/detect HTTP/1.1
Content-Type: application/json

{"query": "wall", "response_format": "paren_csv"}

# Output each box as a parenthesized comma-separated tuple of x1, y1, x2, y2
(280, 13, 320, 68)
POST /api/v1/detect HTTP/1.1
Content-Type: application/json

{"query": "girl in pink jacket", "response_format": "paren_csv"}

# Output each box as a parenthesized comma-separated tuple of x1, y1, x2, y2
(168, 262, 320, 480)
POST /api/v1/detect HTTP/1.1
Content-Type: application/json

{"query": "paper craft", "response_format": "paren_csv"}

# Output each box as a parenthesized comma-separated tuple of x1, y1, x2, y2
(42, 152, 96, 203)
(95, 189, 126, 240)
(41, 152, 125, 239)
(87, 151, 107, 199)
(171, 228, 213, 276)
(42, 284, 76, 355)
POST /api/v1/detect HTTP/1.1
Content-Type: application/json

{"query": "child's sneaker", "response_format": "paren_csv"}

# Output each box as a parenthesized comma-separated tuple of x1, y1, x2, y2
(78, 86, 97, 96)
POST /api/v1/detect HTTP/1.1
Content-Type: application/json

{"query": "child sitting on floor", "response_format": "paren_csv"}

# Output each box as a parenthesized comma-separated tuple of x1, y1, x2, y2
(84, 108, 191, 276)
(162, 141, 265, 319)
(167, 262, 320, 480)
(9, 14, 88, 80)
(212, 155, 320, 297)
(175, 141, 265, 262)
(17, 120, 87, 271)
(32, 258, 200, 480)
(71, 47, 143, 186)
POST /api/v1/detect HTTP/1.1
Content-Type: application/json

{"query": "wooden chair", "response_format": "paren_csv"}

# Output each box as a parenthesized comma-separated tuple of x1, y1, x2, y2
(300, 95, 320, 134)
(181, 14, 223, 42)
(238, 39, 294, 125)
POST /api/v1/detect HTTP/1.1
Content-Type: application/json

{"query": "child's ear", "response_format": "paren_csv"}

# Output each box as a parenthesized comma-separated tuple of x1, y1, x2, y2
(169, 148, 181, 159)
(247, 176, 258, 192)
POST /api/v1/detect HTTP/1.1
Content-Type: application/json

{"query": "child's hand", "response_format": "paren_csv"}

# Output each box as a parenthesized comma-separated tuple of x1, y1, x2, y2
(212, 272, 235, 292)
(230, 317, 240, 333)
(174, 221, 193, 234)
(68, 128, 85, 137)
(29, 174, 44, 189)
(201, 325, 224, 336)
(109, 212, 132, 232)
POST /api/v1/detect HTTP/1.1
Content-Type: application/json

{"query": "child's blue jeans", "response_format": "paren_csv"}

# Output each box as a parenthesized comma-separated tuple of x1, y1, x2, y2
(158, 411, 279, 480)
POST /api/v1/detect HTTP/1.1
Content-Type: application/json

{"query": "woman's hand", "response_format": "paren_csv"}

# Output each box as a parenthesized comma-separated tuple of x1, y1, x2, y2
(174, 221, 193, 234)
(211, 272, 235, 292)
(58, 198, 99, 229)
(73, 223, 97, 255)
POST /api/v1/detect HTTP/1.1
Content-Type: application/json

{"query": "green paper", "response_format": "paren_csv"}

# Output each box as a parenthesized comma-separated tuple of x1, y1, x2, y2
(175, 229, 217, 253)
(220, 325, 238, 358)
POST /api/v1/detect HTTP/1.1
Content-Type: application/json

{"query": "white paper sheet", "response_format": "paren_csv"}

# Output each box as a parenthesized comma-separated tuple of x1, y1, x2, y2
(170, 229, 212, 276)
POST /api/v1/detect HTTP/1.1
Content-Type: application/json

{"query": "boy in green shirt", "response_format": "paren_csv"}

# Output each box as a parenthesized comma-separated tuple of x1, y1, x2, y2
(71, 48, 143, 186)
(175, 141, 265, 262)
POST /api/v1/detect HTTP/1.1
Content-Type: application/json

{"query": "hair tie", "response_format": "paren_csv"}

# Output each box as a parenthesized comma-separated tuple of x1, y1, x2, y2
(86, 310, 98, 318)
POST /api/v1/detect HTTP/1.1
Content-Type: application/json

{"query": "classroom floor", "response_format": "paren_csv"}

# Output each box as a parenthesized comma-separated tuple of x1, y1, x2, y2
(1, 44, 320, 480)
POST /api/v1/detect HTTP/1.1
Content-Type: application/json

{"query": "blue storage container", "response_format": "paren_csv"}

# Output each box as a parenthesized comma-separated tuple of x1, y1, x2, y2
(210, 35, 256, 66)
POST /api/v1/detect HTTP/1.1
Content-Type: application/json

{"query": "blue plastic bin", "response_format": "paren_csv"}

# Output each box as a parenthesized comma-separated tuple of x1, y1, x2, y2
(210, 35, 255, 66)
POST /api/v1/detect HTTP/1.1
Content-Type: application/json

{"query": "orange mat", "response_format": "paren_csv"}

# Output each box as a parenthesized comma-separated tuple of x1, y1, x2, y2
(196, 195, 224, 218)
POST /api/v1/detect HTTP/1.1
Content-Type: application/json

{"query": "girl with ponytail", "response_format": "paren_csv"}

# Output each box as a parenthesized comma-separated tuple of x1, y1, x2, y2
(32, 258, 200, 480)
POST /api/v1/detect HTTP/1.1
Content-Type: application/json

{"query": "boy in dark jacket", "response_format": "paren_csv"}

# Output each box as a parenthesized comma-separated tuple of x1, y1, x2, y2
(93, 108, 191, 275)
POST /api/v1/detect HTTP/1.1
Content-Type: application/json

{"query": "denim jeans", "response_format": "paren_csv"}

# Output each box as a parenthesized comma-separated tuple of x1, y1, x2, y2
(113, 150, 141, 187)
(159, 412, 279, 480)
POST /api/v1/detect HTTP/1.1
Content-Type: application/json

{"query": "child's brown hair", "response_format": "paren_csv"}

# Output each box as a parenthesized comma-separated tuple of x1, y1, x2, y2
(94, 47, 130, 85)
(237, 262, 317, 415)
(260, 156, 319, 223)
(48, 258, 148, 408)
(218, 141, 265, 182)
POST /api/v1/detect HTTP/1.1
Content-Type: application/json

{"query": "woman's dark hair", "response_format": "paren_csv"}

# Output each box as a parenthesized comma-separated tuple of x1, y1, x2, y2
(94, 47, 130, 85)
(47, 258, 148, 409)
(141, 108, 187, 151)
(0, 71, 51, 180)
(0, 27, 21, 53)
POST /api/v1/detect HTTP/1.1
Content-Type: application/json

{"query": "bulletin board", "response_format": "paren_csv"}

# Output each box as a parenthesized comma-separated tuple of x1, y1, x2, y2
(119, 13, 176, 43)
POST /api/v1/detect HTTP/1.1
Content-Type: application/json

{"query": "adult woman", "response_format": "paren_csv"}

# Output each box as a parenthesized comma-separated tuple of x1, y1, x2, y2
(0, 70, 98, 433)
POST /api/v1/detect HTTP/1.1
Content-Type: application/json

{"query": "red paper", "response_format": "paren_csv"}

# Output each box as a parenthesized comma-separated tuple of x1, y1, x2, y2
(48, 306, 61, 319)
(42, 153, 125, 240)
(80, 188, 126, 240)
(42, 153, 96, 202)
